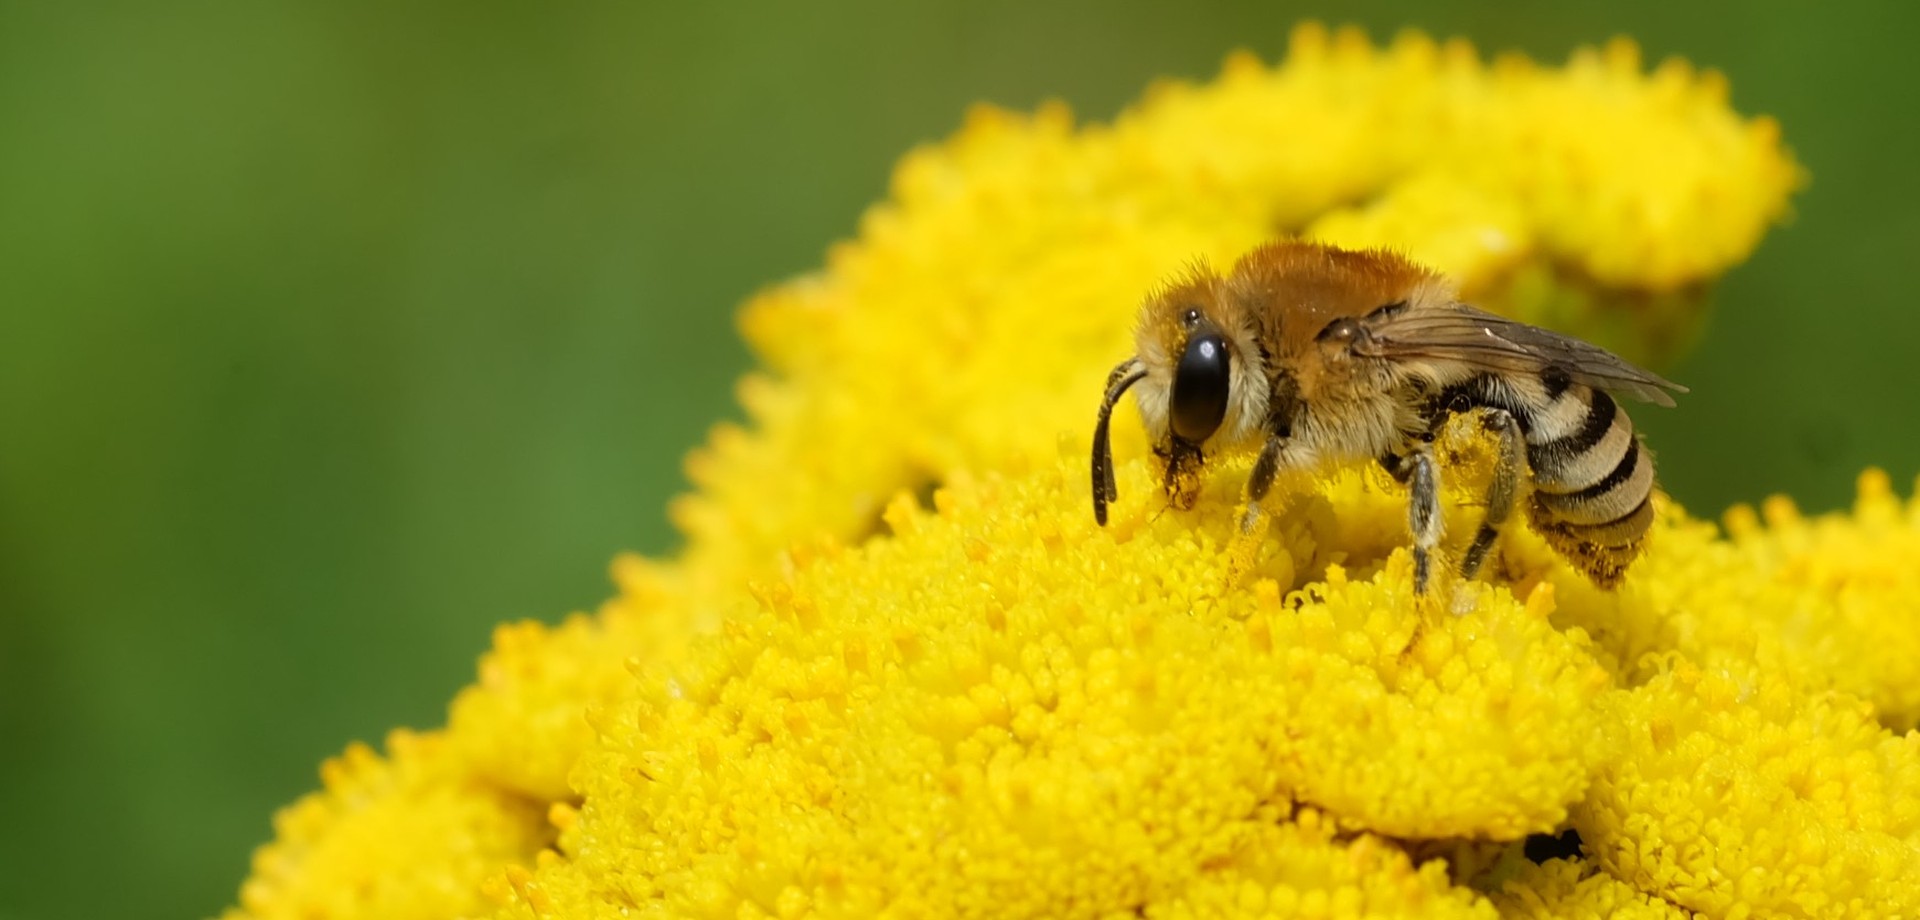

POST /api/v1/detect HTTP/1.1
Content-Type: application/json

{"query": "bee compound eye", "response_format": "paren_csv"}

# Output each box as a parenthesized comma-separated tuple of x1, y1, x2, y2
(1170, 333, 1230, 444)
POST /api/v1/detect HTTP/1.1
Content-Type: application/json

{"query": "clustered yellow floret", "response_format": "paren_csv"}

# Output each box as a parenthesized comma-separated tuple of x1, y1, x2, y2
(216, 23, 1920, 920)
(516, 459, 1609, 918)
(1505, 467, 1920, 735)
(228, 730, 551, 920)
(1577, 655, 1920, 916)
(484, 457, 1920, 919)
(1490, 858, 1696, 919)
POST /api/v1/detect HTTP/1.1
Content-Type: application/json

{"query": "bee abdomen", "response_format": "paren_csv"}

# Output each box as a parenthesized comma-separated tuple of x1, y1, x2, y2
(1520, 385, 1656, 587)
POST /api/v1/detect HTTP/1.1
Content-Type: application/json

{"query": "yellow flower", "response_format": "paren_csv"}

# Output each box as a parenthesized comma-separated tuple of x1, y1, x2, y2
(1491, 858, 1697, 918)
(1576, 655, 1920, 917)
(1540, 468, 1920, 730)
(216, 23, 1910, 920)
(509, 458, 1615, 918)
(223, 730, 550, 920)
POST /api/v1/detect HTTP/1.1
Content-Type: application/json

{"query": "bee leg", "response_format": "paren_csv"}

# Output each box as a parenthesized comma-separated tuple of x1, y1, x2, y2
(1240, 434, 1291, 534)
(1377, 449, 1412, 484)
(1227, 434, 1291, 582)
(1406, 440, 1442, 594)
(1460, 408, 1523, 580)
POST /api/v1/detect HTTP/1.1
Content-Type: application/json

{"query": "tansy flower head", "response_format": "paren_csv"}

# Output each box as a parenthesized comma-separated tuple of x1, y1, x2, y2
(214, 24, 1918, 920)
(226, 731, 551, 920)
(509, 459, 1613, 917)
(1577, 655, 1920, 916)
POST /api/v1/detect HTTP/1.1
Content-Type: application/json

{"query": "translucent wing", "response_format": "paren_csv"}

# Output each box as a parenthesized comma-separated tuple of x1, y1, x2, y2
(1358, 303, 1685, 407)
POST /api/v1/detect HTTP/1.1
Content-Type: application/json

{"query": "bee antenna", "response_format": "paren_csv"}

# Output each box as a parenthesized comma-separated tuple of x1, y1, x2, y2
(1092, 359, 1147, 525)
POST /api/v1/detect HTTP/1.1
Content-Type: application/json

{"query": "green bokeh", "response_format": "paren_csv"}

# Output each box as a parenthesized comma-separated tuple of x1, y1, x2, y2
(1, 2, 1914, 918)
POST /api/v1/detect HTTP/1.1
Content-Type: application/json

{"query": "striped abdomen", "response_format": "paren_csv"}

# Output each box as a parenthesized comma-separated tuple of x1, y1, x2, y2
(1519, 382, 1656, 587)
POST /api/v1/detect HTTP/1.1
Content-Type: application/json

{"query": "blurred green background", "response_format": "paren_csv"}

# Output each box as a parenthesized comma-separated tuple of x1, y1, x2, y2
(1, 2, 1914, 917)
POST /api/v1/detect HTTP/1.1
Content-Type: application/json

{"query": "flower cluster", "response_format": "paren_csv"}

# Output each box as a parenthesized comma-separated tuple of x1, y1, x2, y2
(216, 24, 1913, 920)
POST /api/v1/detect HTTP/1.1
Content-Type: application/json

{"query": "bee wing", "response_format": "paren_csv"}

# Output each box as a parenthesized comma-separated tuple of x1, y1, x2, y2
(1360, 304, 1686, 407)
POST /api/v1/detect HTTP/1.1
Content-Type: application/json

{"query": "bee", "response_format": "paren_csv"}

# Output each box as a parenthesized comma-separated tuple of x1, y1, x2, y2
(1090, 240, 1684, 592)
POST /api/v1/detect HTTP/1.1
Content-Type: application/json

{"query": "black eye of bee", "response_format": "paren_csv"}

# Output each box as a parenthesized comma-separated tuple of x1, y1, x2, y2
(1180, 307, 1203, 330)
(1170, 333, 1230, 444)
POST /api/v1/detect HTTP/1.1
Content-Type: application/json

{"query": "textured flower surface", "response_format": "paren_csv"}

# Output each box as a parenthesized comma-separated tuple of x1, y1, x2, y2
(214, 24, 1920, 920)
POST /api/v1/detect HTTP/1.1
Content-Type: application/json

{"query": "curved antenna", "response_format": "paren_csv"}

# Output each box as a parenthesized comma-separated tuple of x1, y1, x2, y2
(1091, 358, 1147, 525)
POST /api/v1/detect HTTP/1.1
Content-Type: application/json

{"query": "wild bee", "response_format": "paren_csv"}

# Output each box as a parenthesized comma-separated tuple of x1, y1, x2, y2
(1091, 240, 1684, 591)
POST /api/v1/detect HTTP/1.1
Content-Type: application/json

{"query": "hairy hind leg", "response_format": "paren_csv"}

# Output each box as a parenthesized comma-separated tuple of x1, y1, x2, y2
(1460, 408, 1524, 580)
(1405, 441, 1442, 593)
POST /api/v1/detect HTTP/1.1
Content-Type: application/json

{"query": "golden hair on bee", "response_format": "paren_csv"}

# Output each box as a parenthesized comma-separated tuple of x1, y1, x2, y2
(1091, 240, 1685, 592)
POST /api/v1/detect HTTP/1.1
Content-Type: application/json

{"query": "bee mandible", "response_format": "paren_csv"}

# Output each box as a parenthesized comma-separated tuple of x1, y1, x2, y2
(1091, 240, 1685, 592)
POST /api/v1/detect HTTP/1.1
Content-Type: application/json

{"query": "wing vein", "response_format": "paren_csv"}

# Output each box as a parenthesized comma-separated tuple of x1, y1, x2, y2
(1358, 304, 1685, 406)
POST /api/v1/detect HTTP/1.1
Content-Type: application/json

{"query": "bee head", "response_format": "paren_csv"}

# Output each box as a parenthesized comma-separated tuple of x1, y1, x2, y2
(1086, 270, 1269, 517)
(1134, 272, 1270, 443)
